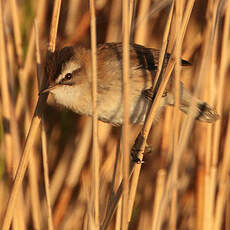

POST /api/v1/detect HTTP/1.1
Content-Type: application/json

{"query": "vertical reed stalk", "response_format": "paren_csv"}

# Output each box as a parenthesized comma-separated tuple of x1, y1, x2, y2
(121, 0, 130, 229)
(134, 0, 151, 44)
(89, 0, 99, 229)
(106, 0, 121, 41)
(2, 0, 62, 229)
(214, 115, 230, 230)
(53, 119, 91, 228)
(151, 170, 166, 230)
(41, 121, 53, 230)
(169, 1, 183, 229)
(9, 0, 23, 65)
(35, 21, 53, 230)
(0, 0, 13, 176)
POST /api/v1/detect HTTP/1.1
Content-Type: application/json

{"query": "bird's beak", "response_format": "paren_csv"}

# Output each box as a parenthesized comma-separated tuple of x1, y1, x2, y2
(39, 84, 59, 96)
(39, 87, 50, 96)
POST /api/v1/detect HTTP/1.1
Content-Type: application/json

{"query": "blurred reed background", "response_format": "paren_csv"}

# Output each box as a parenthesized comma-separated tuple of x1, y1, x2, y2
(0, 0, 230, 229)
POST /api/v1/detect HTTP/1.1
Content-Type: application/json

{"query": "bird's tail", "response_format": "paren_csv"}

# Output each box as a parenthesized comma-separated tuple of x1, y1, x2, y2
(179, 101, 219, 123)
(168, 83, 219, 123)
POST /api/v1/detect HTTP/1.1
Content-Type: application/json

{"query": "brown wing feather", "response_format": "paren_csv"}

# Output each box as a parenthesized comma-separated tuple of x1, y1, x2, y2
(97, 43, 164, 71)
(97, 43, 190, 71)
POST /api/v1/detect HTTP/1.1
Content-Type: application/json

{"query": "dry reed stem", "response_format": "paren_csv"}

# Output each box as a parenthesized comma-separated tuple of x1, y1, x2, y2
(169, 1, 183, 229)
(196, 165, 205, 230)
(128, 4, 175, 222)
(41, 121, 53, 230)
(134, 0, 151, 44)
(16, 0, 47, 119)
(177, 2, 220, 230)
(213, 0, 230, 166)
(65, 119, 91, 186)
(35, 21, 42, 88)
(28, 153, 42, 229)
(161, 108, 173, 161)
(115, 155, 122, 230)
(188, 2, 222, 230)
(53, 187, 75, 228)
(100, 140, 118, 185)
(101, 171, 127, 230)
(1, 1, 228, 229)
(48, 0, 62, 52)
(102, 55, 175, 230)
(141, 5, 176, 144)
(36, 0, 47, 38)
(203, 169, 212, 230)
(135, 0, 172, 29)
(203, 23, 219, 230)
(129, 0, 137, 42)
(161, 1, 175, 160)
(35, 20, 53, 230)
(151, 170, 166, 230)
(225, 198, 230, 230)
(127, 163, 140, 222)
(47, 148, 70, 206)
(0, 0, 13, 175)
(214, 115, 230, 230)
(2, 14, 27, 225)
(212, 9, 230, 222)
(8, 93, 26, 230)
(18, 40, 41, 230)
(89, 0, 100, 228)
(115, 199, 122, 230)
(53, 119, 91, 228)
(9, 0, 23, 65)
(2, 1, 62, 229)
(6, 26, 16, 96)
(2, 103, 42, 230)
(16, 8, 46, 227)
(1, 7, 27, 228)
(64, 11, 90, 46)
(37, 126, 60, 210)
(65, 0, 82, 36)
(121, 0, 130, 229)
(151, 2, 195, 230)
(183, 33, 202, 59)
(60, 199, 87, 230)
(15, 31, 35, 119)
(101, 135, 121, 226)
(97, 122, 112, 147)
(12, 193, 26, 230)
(183, 2, 220, 229)
(102, 51, 176, 229)
(106, 0, 121, 42)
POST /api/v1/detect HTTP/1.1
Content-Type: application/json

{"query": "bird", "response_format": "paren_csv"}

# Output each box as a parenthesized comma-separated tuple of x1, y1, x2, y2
(40, 42, 219, 126)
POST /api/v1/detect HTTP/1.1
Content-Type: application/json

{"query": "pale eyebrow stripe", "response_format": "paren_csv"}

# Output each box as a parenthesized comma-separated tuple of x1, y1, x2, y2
(56, 62, 81, 83)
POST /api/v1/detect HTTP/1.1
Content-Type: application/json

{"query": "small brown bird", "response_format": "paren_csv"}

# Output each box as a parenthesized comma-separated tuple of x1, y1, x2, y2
(40, 43, 219, 125)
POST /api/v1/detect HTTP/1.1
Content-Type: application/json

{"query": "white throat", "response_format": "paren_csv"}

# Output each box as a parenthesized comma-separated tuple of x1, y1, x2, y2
(50, 84, 92, 115)
(51, 85, 80, 109)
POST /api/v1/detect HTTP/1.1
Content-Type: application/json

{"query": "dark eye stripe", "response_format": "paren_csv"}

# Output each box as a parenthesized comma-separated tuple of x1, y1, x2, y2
(59, 67, 82, 84)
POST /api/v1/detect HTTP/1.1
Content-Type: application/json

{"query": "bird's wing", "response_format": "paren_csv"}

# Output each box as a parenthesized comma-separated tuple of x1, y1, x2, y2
(97, 42, 190, 72)
(97, 43, 163, 71)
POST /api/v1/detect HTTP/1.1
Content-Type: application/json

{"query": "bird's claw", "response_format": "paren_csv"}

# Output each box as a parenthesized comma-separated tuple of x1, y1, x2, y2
(131, 150, 144, 164)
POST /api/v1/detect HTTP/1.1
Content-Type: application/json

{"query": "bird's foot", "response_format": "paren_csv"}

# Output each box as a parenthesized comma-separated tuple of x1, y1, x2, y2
(131, 144, 153, 164)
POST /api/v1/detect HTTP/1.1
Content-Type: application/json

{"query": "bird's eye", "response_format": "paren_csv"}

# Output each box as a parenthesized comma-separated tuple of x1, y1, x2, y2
(64, 73, 72, 81)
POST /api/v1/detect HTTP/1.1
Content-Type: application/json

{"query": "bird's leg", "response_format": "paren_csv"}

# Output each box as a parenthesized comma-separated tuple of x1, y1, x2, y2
(131, 133, 153, 163)
(131, 133, 145, 163)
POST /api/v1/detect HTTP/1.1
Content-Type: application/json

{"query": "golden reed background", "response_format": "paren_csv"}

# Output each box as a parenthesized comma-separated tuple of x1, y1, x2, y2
(0, 0, 230, 230)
